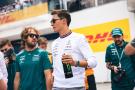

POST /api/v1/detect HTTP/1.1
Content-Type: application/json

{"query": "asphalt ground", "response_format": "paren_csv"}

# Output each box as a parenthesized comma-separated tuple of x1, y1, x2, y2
(96, 82, 111, 90)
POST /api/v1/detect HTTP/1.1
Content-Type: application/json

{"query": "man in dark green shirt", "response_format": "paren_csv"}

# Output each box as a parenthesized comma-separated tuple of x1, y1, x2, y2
(14, 27, 52, 90)
(105, 28, 135, 90)
(125, 38, 135, 90)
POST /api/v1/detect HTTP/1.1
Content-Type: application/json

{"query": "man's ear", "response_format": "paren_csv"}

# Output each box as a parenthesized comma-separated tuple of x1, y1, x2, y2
(63, 18, 67, 25)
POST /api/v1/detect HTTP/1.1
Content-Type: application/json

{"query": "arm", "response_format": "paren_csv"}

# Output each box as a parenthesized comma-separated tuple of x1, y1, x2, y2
(0, 52, 8, 82)
(62, 35, 97, 68)
(44, 69, 53, 90)
(0, 52, 7, 90)
(0, 69, 7, 90)
(105, 47, 119, 73)
(0, 79, 7, 90)
(42, 51, 53, 90)
(78, 35, 97, 68)
(62, 54, 89, 67)
(14, 72, 20, 90)
(106, 62, 119, 73)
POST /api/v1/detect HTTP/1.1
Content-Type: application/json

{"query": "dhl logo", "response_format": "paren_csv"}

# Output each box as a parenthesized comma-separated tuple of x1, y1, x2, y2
(86, 32, 129, 44)
(86, 32, 112, 43)
(73, 19, 130, 52)
(0, 15, 15, 25)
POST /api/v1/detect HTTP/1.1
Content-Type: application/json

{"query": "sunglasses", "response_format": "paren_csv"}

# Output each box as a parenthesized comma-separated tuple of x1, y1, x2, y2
(50, 19, 61, 24)
(1, 48, 8, 52)
(27, 33, 39, 39)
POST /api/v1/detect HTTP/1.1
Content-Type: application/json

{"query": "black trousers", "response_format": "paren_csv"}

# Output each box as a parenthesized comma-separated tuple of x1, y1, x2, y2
(87, 75, 97, 90)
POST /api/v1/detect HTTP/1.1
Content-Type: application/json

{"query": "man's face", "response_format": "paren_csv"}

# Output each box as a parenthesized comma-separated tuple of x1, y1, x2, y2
(112, 35, 123, 46)
(39, 42, 47, 50)
(0, 44, 12, 54)
(51, 14, 64, 33)
(25, 30, 39, 49)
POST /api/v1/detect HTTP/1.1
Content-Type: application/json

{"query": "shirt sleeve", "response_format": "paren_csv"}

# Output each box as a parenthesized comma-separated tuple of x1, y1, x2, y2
(41, 51, 52, 70)
(15, 56, 20, 72)
(105, 46, 111, 62)
(78, 35, 97, 68)
(131, 38, 135, 48)
(0, 52, 8, 82)
(0, 69, 3, 80)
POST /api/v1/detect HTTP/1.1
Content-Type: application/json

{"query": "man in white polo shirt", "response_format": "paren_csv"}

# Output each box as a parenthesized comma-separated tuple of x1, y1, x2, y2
(0, 51, 8, 90)
(51, 10, 97, 90)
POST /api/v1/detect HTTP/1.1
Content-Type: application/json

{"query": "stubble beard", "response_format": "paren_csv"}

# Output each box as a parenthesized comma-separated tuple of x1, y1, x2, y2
(26, 41, 37, 49)
(115, 40, 123, 46)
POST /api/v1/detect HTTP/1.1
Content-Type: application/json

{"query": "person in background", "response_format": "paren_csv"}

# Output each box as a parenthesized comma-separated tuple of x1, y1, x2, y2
(14, 27, 52, 90)
(38, 37, 52, 63)
(20, 40, 25, 51)
(51, 9, 97, 90)
(105, 28, 135, 90)
(125, 38, 135, 55)
(38, 37, 48, 50)
(85, 68, 97, 90)
(125, 37, 135, 90)
(0, 51, 8, 90)
(0, 40, 16, 90)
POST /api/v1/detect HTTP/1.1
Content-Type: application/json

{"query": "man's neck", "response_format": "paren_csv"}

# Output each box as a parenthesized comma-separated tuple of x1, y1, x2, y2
(25, 46, 37, 52)
(59, 27, 71, 37)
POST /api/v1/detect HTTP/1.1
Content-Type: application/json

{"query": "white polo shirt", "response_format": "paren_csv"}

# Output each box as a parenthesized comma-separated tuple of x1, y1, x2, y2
(52, 32, 97, 88)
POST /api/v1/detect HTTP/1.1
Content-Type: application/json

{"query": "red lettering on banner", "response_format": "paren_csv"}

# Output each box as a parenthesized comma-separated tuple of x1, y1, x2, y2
(0, 15, 15, 24)
(86, 32, 113, 43)
(86, 35, 93, 43)
(93, 32, 108, 43)
(107, 33, 113, 41)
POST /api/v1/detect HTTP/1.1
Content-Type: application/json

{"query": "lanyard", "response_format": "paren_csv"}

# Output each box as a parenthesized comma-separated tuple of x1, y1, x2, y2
(114, 44, 124, 67)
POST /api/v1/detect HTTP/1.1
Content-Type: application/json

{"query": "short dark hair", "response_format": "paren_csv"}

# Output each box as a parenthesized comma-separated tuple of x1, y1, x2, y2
(0, 39, 12, 48)
(21, 27, 39, 40)
(51, 9, 71, 26)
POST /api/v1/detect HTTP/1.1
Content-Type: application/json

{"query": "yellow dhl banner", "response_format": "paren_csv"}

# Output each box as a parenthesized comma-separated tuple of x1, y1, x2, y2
(0, 3, 48, 25)
(73, 19, 131, 52)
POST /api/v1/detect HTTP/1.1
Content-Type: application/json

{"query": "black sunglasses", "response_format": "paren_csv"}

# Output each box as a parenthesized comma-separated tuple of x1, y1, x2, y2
(1, 48, 8, 52)
(27, 33, 39, 39)
(50, 19, 61, 24)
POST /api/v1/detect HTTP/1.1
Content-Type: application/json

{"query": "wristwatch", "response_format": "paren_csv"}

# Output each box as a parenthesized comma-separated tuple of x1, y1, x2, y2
(75, 61, 80, 67)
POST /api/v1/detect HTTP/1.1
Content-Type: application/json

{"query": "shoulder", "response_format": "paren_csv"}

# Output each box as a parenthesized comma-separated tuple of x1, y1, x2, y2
(70, 32, 86, 40)
(52, 38, 59, 47)
(16, 50, 25, 57)
(124, 41, 128, 45)
(36, 48, 48, 55)
(0, 52, 3, 57)
(106, 43, 115, 50)
(71, 32, 85, 38)
(0, 52, 4, 61)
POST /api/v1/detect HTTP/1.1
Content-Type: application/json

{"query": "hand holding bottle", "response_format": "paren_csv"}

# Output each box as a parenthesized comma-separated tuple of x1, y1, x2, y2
(62, 53, 76, 66)
(61, 53, 74, 78)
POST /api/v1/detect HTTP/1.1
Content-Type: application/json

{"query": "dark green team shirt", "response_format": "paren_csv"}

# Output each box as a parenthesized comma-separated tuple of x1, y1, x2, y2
(105, 41, 135, 87)
(16, 48, 52, 90)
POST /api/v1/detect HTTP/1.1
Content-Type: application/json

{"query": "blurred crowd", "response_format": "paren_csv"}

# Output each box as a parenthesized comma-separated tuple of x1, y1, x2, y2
(0, 0, 32, 16)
